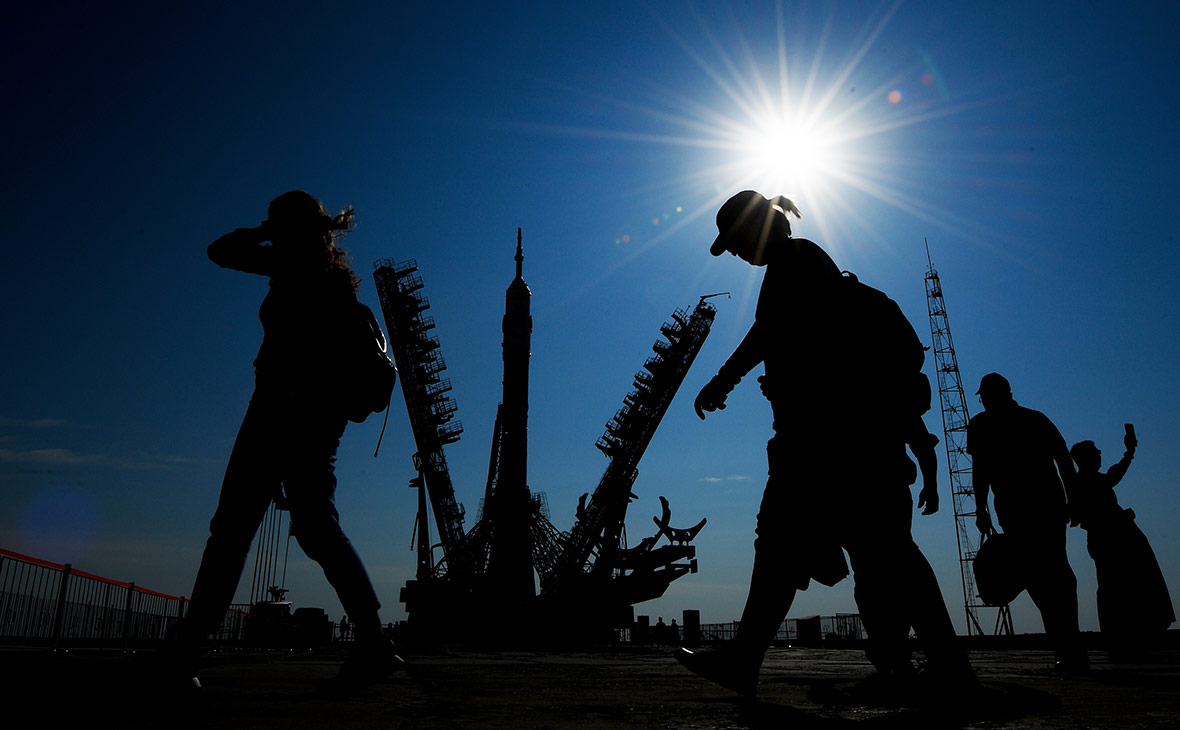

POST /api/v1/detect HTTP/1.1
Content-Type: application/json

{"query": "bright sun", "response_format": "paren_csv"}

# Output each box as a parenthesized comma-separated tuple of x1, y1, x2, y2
(736, 112, 843, 196)
(552, 2, 964, 256)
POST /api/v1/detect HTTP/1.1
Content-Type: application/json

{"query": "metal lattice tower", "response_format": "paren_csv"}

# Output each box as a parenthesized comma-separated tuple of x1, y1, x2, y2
(924, 242, 1013, 636)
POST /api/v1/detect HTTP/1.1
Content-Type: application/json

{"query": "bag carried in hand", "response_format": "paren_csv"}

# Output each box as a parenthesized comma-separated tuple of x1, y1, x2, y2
(973, 531, 1024, 606)
(341, 301, 396, 423)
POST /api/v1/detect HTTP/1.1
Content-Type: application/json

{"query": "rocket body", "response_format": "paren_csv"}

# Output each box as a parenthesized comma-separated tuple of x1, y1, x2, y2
(489, 229, 536, 599)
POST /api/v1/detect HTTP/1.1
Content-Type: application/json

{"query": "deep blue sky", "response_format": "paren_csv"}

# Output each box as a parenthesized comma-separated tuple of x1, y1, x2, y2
(3, 1, 1178, 635)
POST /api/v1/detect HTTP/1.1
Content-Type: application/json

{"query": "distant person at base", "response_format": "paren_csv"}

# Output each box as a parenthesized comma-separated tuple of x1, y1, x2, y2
(1070, 429, 1175, 657)
(967, 372, 1087, 672)
(170, 191, 401, 690)
(677, 190, 971, 698)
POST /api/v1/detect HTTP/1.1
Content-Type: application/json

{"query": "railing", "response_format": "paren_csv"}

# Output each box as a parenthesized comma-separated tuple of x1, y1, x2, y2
(698, 614, 865, 645)
(3, 547, 865, 650)
(0, 548, 250, 649)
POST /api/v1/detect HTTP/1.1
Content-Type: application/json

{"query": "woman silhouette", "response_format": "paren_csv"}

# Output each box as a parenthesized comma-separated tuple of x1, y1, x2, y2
(174, 191, 399, 688)
(1071, 431, 1174, 658)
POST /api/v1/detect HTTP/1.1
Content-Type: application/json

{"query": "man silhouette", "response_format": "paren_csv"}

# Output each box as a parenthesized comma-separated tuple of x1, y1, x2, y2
(967, 373, 1087, 671)
(678, 191, 969, 696)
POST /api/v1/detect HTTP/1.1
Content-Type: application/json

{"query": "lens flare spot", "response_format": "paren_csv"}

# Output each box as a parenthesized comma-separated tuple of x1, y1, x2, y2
(887, 89, 903, 104)
(18, 485, 100, 561)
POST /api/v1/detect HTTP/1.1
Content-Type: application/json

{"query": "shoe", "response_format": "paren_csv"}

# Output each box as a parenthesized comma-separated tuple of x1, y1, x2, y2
(675, 646, 759, 697)
(155, 637, 203, 693)
(913, 661, 982, 709)
(323, 638, 406, 691)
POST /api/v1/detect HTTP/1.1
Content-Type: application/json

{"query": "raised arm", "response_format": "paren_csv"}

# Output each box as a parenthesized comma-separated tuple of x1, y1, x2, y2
(207, 224, 274, 275)
(1106, 433, 1137, 487)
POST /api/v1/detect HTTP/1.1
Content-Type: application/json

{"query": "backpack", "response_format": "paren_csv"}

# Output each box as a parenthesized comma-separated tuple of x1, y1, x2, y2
(840, 271, 932, 420)
(342, 300, 396, 424)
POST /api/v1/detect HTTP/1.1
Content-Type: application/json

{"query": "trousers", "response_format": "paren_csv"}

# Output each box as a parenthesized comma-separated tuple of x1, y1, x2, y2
(1003, 521, 1081, 657)
(734, 436, 962, 671)
(183, 391, 380, 639)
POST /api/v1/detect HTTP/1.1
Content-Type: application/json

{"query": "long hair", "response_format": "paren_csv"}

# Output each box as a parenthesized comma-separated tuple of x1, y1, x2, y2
(268, 190, 361, 292)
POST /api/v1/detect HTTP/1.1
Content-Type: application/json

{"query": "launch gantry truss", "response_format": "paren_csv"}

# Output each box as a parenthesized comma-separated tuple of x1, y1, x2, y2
(547, 296, 718, 604)
(373, 259, 468, 580)
(373, 248, 716, 637)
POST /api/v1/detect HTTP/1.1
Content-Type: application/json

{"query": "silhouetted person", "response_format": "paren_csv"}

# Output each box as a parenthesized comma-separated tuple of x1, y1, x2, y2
(171, 191, 400, 689)
(678, 191, 970, 697)
(1070, 431, 1174, 658)
(967, 372, 1086, 671)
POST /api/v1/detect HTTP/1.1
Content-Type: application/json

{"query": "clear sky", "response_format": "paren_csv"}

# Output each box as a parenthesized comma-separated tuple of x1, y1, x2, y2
(3, 1, 1178, 636)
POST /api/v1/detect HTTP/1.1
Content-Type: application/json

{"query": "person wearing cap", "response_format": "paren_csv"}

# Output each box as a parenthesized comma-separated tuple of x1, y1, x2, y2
(678, 191, 970, 697)
(967, 373, 1087, 671)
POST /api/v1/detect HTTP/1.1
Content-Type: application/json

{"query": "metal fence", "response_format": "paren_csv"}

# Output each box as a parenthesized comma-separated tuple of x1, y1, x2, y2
(699, 614, 865, 644)
(3, 547, 867, 650)
(0, 548, 249, 649)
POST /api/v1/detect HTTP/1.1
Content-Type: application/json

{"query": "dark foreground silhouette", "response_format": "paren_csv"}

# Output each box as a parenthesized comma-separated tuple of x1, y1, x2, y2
(681, 190, 970, 697)
(7, 642, 1179, 729)
(1071, 429, 1175, 656)
(968, 373, 1087, 671)
(170, 191, 400, 690)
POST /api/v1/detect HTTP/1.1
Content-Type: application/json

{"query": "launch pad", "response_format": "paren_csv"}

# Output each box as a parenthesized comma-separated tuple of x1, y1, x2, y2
(373, 230, 716, 641)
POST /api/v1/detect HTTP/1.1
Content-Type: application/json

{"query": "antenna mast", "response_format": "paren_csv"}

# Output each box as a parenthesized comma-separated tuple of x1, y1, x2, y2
(924, 240, 1013, 637)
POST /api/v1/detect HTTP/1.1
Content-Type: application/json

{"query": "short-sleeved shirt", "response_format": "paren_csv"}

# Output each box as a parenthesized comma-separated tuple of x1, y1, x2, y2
(966, 404, 1068, 529)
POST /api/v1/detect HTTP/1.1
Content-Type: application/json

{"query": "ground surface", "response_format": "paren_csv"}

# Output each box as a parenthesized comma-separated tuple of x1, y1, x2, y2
(3, 644, 1177, 729)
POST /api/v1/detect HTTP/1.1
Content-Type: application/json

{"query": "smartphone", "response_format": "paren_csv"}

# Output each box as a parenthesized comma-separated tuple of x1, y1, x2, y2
(1125, 423, 1136, 440)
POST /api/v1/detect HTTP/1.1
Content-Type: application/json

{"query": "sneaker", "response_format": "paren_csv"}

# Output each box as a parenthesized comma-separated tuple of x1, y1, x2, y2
(324, 638, 406, 691)
(675, 646, 759, 697)
(153, 644, 203, 694)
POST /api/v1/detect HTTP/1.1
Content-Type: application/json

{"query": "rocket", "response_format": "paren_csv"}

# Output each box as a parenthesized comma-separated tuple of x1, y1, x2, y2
(500, 227, 532, 485)
(489, 228, 536, 599)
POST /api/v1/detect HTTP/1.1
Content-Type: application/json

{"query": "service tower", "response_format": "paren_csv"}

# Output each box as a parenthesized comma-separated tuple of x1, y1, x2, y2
(486, 228, 537, 602)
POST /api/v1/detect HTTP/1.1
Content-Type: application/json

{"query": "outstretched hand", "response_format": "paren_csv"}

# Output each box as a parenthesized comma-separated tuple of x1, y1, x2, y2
(694, 376, 734, 420)
(917, 486, 939, 515)
(1124, 431, 1138, 453)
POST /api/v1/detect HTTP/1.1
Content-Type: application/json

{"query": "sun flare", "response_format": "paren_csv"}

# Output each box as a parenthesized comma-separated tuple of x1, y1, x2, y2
(729, 111, 846, 201)
(542, 2, 973, 263)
